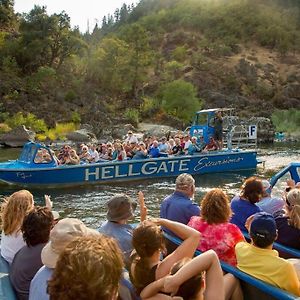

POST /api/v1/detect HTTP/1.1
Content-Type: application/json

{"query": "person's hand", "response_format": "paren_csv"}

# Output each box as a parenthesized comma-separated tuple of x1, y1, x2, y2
(147, 217, 163, 226)
(44, 195, 53, 209)
(245, 214, 255, 232)
(163, 275, 179, 296)
(286, 179, 296, 188)
(138, 191, 147, 222)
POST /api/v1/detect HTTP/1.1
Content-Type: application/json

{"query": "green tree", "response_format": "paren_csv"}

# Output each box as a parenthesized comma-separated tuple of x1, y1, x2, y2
(161, 80, 201, 122)
(13, 6, 86, 73)
(87, 37, 132, 94)
(120, 23, 153, 98)
(0, 0, 17, 30)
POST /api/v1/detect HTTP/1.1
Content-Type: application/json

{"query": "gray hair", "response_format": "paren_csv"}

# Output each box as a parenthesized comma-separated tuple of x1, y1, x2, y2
(175, 173, 195, 191)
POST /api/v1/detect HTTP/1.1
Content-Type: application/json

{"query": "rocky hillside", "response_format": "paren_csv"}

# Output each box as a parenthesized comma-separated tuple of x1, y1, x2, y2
(0, 0, 299, 136)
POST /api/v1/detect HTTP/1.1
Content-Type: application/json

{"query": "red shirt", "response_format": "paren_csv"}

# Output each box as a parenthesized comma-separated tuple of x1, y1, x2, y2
(188, 216, 244, 266)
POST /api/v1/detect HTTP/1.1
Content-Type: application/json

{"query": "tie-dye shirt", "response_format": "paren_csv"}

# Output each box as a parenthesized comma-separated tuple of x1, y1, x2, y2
(188, 216, 244, 266)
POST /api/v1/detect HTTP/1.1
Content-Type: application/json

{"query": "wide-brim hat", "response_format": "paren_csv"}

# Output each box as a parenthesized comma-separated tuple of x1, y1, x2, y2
(41, 218, 98, 268)
(107, 194, 137, 222)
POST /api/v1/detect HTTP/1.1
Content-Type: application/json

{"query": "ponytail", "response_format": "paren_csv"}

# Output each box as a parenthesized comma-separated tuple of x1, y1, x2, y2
(130, 255, 152, 295)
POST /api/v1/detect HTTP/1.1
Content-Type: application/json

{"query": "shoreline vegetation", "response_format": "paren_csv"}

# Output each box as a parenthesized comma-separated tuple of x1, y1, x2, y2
(0, 0, 299, 141)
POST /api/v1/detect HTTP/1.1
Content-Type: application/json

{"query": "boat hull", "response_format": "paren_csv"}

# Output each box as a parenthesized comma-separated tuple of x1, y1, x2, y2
(0, 150, 258, 187)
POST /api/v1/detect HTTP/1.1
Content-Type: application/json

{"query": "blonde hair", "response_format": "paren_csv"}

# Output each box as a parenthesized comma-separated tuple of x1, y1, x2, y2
(48, 235, 123, 300)
(1, 190, 34, 235)
(176, 173, 195, 191)
(286, 189, 300, 229)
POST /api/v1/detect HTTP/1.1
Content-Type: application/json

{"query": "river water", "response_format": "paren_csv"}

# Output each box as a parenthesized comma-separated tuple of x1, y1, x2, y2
(0, 143, 299, 228)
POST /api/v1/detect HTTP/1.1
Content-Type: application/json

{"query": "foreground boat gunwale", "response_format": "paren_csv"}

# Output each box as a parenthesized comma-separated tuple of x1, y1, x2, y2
(163, 232, 299, 300)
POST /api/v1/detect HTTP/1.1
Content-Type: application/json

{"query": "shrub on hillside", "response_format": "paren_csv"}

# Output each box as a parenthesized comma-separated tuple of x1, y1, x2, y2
(271, 109, 300, 133)
(124, 108, 139, 126)
(5, 112, 47, 133)
(160, 79, 202, 122)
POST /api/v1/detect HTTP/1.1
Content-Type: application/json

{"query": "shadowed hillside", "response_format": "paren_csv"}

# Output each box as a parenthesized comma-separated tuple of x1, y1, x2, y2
(0, 0, 299, 137)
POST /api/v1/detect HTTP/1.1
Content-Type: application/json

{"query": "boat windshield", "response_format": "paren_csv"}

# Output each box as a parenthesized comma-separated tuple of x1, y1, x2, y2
(19, 144, 36, 163)
(33, 147, 53, 164)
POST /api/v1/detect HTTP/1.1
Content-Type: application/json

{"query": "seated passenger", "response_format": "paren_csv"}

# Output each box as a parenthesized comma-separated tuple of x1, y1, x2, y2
(140, 251, 242, 300)
(236, 212, 300, 296)
(275, 189, 300, 250)
(114, 143, 127, 161)
(87, 144, 99, 163)
(171, 138, 183, 156)
(183, 135, 192, 153)
(57, 145, 71, 164)
(34, 149, 52, 164)
(230, 176, 262, 231)
(148, 140, 160, 158)
(158, 137, 169, 153)
(256, 180, 285, 216)
(65, 149, 80, 165)
(47, 235, 124, 300)
(203, 137, 218, 151)
(198, 135, 206, 151)
(132, 142, 148, 160)
(29, 218, 99, 300)
(130, 218, 200, 295)
(79, 145, 89, 161)
(167, 138, 175, 154)
(99, 193, 146, 269)
(10, 207, 54, 300)
(1, 190, 34, 264)
(186, 136, 202, 155)
(160, 173, 200, 227)
(188, 189, 244, 266)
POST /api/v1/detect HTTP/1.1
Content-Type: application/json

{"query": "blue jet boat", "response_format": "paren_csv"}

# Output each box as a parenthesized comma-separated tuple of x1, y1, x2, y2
(0, 141, 258, 187)
(0, 109, 260, 187)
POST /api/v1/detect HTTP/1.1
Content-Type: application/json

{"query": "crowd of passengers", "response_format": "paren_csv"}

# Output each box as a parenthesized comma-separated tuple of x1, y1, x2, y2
(36, 130, 220, 166)
(1, 174, 300, 300)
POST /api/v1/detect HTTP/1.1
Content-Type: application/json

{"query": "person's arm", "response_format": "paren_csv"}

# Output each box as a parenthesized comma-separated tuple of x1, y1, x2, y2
(152, 218, 200, 279)
(164, 250, 224, 300)
(138, 191, 147, 222)
(140, 277, 183, 300)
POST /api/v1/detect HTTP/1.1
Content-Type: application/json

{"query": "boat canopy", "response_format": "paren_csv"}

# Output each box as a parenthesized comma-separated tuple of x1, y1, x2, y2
(18, 142, 57, 168)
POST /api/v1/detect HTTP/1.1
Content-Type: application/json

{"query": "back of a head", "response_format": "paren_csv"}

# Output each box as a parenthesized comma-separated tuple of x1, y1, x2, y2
(170, 258, 203, 299)
(261, 180, 272, 197)
(175, 173, 195, 193)
(241, 177, 263, 204)
(47, 235, 123, 300)
(41, 218, 99, 269)
(286, 189, 300, 229)
(22, 206, 54, 247)
(1, 190, 34, 235)
(250, 212, 277, 248)
(201, 188, 231, 224)
(131, 221, 164, 293)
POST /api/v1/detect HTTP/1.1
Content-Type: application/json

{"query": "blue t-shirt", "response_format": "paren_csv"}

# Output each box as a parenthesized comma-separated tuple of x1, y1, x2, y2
(160, 191, 200, 227)
(149, 147, 160, 158)
(29, 266, 53, 300)
(99, 221, 133, 267)
(230, 196, 262, 232)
